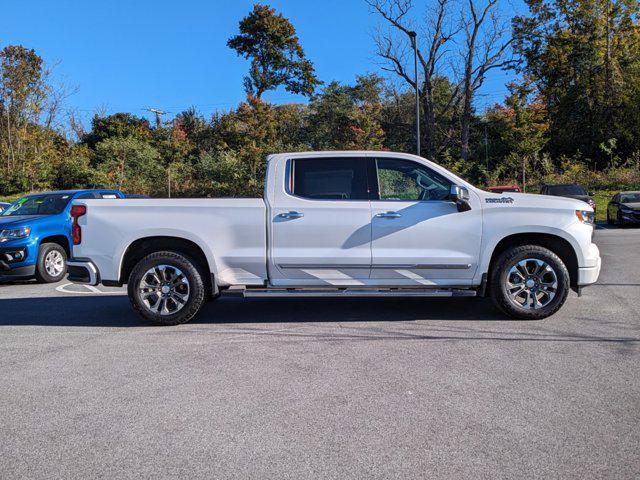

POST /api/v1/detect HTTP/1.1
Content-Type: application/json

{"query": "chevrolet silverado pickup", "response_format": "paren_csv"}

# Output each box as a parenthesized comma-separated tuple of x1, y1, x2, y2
(67, 151, 601, 325)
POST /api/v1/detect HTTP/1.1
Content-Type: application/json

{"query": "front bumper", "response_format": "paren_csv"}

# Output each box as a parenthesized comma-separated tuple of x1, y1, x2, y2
(67, 258, 100, 285)
(0, 246, 34, 281)
(578, 253, 601, 286)
(0, 264, 36, 281)
(620, 212, 640, 223)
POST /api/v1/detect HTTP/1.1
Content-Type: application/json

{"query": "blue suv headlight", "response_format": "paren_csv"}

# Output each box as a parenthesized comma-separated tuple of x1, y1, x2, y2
(0, 226, 31, 243)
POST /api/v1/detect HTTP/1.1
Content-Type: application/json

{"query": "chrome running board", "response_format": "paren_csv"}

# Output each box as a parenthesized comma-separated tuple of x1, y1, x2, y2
(239, 287, 477, 298)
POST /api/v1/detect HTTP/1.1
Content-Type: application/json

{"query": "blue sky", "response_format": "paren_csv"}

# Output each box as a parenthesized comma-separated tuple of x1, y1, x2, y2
(2, 0, 526, 127)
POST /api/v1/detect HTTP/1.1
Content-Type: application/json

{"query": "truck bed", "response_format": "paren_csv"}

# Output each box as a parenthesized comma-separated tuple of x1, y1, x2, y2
(73, 198, 267, 286)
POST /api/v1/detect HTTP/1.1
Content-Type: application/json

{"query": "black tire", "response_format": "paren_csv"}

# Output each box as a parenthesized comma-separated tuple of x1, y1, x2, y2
(617, 213, 625, 228)
(607, 211, 613, 225)
(128, 251, 206, 325)
(34, 243, 67, 283)
(490, 245, 570, 320)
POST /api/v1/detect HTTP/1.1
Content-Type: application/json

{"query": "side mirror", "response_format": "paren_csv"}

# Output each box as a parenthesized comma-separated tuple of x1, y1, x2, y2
(450, 185, 471, 212)
(450, 185, 470, 202)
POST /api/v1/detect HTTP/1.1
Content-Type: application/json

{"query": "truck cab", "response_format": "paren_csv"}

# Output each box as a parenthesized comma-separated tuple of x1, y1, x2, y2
(67, 152, 601, 324)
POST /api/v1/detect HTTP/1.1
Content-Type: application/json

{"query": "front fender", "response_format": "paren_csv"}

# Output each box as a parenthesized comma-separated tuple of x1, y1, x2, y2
(475, 223, 588, 284)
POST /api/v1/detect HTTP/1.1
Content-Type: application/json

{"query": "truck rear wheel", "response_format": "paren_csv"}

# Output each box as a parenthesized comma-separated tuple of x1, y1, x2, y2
(490, 245, 570, 320)
(128, 251, 206, 325)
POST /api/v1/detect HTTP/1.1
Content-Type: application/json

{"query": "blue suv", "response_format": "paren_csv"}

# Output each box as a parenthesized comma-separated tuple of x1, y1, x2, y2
(0, 189, 124, 283)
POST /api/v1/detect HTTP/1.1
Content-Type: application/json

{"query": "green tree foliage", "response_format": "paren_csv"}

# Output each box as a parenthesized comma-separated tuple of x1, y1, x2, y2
(483, 81, 550, 187)
(3, 0, 640, 203)
(0, 45, 70, 193)
(228, 3, 320, 99)
(513, 0, 640, 167)
(93, 136, 162, 195)
(308, 75, 386, 150)
(83, 113, 152, 148)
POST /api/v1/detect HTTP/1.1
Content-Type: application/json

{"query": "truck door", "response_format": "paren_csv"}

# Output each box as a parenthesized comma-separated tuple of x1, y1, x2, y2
(268, 156, 372, 286)
(369, 157, 482, 286)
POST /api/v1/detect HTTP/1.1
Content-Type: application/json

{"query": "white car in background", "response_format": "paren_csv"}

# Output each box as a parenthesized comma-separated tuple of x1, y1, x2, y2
(67, 151, 601, 325)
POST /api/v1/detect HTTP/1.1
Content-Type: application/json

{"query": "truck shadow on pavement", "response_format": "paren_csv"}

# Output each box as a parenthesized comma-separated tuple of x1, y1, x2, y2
(0, 296, 638, 346)
(0, 295, 517, 327)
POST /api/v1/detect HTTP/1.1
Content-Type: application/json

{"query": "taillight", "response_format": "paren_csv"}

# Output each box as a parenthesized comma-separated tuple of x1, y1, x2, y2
(70, 204, 87, 245)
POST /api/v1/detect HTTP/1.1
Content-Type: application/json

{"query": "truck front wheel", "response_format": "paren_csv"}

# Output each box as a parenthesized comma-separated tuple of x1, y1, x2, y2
(490, 245, 570, 320)
(128, 251, 206, 325)
(35, 243, 68, 283)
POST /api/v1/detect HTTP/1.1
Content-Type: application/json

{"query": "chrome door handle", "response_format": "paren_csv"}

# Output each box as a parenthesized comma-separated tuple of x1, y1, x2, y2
(278, 211, 304, 219)
(375, 211, 402, 218)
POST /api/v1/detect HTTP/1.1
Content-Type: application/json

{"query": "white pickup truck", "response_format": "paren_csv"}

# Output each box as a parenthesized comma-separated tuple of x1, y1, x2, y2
(67, 151, 601, 325)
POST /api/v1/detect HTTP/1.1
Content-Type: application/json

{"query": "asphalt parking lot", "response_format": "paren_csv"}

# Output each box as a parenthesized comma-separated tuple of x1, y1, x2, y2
(1, 227, 638, 479)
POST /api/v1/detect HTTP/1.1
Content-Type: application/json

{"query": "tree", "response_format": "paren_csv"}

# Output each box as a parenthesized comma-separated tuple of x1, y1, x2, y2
(93, 137, 162, 195)
(484, 81, 550, 188)
(307, 75, 386, 150)
(367, 0, 514, 162)
(513, 0, 640, 167)
(83, 113, 152, 148)
(0, 46, 45, 173)
(459, 0, 514, 162)
(368, 0, 460, 160)
(228, 3, 320, 99)
(0, 45, 72, 193)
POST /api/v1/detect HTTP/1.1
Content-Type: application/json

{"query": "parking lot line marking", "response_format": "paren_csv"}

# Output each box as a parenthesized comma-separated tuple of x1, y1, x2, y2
(54, 283, 124, 295)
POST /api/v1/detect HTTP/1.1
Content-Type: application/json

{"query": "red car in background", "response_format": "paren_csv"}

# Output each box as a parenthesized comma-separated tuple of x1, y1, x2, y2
(486, 185, 521, 194)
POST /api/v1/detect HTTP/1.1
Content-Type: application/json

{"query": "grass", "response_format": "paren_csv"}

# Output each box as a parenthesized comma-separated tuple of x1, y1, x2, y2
(592, 190, 616, 222)
(0, 193, 23, 204)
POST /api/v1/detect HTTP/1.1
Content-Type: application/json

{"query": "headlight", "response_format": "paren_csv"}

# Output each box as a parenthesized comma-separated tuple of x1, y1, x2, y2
(0, 227, 32, 243)
(575, 210, 595, 225)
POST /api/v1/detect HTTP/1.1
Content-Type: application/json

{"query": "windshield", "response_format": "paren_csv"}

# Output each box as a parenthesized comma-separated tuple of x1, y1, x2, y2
(547, 185, 587, 196)
(620, 193, 640, 203)
(1, 194, 73, 217)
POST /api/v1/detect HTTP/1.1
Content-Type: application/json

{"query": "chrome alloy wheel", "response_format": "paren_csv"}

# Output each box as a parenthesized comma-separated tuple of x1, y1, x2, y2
(45, 250, 65, 277)
(138, 265, 190, 315)
(505, 258, 558, 310)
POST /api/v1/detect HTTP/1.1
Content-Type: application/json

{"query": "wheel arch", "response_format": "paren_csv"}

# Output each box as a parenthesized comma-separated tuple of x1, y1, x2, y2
(39, 235, 71, 257)
(118, 236, 215, 292)
(486, 232, 579, 290)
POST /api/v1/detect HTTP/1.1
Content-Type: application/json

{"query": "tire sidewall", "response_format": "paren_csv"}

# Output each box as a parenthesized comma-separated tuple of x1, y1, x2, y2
(36, 243, 67, 283)
(128, 251, 205, 325)
(492, 246, 570, 320)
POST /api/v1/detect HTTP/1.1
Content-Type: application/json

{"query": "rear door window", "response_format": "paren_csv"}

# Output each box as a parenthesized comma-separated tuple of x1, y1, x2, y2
(289, 157, 369, 200)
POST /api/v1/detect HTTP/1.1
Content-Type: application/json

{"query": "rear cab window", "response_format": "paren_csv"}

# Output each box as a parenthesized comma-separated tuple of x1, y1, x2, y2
(288, 157, 370, 201)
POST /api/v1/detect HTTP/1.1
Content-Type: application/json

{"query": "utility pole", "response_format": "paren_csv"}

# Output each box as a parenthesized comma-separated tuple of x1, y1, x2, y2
(408, 31, 420, 157)
(147, 108, 166, 128)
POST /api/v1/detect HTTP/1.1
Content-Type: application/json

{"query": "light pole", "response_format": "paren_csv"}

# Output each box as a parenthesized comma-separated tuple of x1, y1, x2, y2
(483, 117, 489, 176)
(408, 31, 420, 157)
